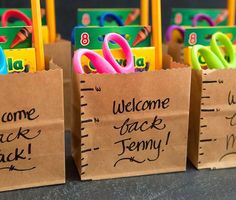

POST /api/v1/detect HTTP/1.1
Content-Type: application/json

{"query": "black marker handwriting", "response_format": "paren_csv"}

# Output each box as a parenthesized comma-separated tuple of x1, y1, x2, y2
(228, 91, 236, 106)
(219, 152, 236, 162)
(114, 157, 146, 167)
(113, 116, 166, 136)
(113, 98, 170, 115)
(226, 113, 236, 127)
(0, 128, 41, 144)
(0, 165, 36, 172)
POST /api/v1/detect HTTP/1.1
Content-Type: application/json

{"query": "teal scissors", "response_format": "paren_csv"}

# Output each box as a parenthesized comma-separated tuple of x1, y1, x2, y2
(0, 47, 8, 75)
(191, 32, 236, 70)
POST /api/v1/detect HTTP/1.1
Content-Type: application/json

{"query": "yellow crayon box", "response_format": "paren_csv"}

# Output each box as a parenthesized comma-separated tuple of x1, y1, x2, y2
(184, 27, 236, 66)
(81, 47, 155, 73)
(4, 48, 36, 73)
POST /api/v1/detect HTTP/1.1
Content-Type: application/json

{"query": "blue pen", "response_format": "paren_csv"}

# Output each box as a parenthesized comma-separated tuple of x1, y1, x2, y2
(0, 47, 8, 75)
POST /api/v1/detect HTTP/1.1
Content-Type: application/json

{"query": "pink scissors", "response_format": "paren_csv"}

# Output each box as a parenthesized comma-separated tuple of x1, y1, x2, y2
(73, 33, 134, 74)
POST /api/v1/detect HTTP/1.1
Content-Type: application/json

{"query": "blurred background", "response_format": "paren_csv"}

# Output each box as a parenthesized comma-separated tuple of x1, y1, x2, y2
(0, 0, 227, 39)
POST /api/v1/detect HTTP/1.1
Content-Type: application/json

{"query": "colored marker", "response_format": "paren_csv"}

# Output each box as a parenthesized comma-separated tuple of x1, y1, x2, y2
(141, 0, 149, 25)
(133, 26, 151, 46)
(215, 10, 228, 25)
(0, 47, 8, 75)
(125, 9, 140, 25)
(10, 27, 32, 49)
(31, 0, 45, 71)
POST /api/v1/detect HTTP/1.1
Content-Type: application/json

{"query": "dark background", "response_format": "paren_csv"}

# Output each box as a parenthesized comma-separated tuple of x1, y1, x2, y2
(0, 0, 227, 39)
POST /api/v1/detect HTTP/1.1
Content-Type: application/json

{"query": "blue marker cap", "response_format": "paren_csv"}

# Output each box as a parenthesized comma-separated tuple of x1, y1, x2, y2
(0, 47, 8, 75)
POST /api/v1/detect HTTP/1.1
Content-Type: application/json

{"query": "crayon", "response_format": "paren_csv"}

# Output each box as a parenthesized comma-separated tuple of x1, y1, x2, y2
(141, 0, 149, 25)
(215, 10, 228, 25)
(125, 9, 140, 25)
(133, 26, 151, 46)
(10, 27, 32, 49)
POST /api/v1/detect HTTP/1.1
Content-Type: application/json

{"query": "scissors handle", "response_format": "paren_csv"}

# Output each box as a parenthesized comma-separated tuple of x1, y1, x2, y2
(103, 33, 134, 73)
(191, 44, 225, 70)
(73, 49, 117, 74)
(73, 33, 134, 74)
(192, 14, 215, 27)
(1, 9, 32, 27)
(210, 32, 236, 69)
(99, 13, 124, 27)
(165, 25, 185, 43)
(0, 47, 8, 75)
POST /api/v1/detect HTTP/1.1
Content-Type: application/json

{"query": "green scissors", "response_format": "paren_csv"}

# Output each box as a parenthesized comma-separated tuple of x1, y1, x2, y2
(191, 32, 236, 70)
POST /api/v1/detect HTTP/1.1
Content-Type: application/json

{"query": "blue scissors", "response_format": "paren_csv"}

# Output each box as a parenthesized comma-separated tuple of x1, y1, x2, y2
(71, 13, 124, 45)
(191, 32, 236, 70)
(0, 47, 8, 75)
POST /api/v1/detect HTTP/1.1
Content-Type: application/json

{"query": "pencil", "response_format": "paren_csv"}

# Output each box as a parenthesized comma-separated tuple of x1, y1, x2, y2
(152, 0, 162, 70)
(141, 0, 149, 25)
(125, 9, 140, 25)
(133, 26, 151, 46)
(31, 0, 45, 71)
(10, 27, 32, 49)
(46, 0, 57, 42)
(227, 0, 235, 26)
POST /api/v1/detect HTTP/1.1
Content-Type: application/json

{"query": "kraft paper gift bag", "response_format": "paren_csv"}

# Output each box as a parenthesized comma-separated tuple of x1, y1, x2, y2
(167, 42, 185, 64)
(0, 59, 65, 192)
(189, 69, 236, 170)
(72, 58, 191, 180)
(44, 40, 72, 131)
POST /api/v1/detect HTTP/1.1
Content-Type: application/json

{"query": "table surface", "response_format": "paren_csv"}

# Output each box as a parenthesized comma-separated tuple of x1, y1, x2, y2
(0, 133, 235, 200)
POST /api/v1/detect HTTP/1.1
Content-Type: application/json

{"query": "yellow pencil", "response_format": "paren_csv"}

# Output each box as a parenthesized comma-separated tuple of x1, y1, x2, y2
(141, 0, 149, 25)
(152, 0, 162, 70)
(31, 0, 45, 71)
(46, 0, 57, 42)
(227, 0, 236, 26)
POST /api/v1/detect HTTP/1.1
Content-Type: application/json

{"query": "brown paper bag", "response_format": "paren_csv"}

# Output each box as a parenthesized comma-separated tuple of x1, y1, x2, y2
(72, 58, 191, 180)
(189, 69, 236, 169)
(0, 59, 65, 192)
(167, 43, 185, 64)
(44, 40, 72, 131)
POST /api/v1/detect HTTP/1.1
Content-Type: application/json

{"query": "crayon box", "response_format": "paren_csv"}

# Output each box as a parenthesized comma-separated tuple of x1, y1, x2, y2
(0, 26, 36, 73)
(171, 8, 228, 27)
(184, 26, 236, 67)
(0, 8, 49, 43)
(77, 8, 140, 26)
(74, 25, 155, 72)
